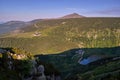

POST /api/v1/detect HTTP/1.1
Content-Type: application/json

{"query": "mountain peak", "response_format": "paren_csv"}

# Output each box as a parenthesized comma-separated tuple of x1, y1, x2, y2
(72, 13, 80, 15)
(61, 13, 85, 19)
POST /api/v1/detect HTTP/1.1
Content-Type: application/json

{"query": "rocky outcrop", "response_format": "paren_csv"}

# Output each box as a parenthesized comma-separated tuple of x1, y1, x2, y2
(0, 48, 61, 80)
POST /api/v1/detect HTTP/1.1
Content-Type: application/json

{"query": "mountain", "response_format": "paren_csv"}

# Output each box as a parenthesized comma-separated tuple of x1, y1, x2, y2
(0, 20, 45, 34)
(0, 16, 120, 80)
(61, 13, 85, 19)
(0, 13, 84, 34)
(0, 18, 120, 54)
(29, 19, 43, 24)
(0, 21, 28, 34)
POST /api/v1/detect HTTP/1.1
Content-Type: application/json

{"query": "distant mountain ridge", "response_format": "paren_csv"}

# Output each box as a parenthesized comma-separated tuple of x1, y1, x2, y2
(0, 21, 27, 34)
(61, 13, 85, 19)
(4, 21, 25, 25)
(0, 13, 84, 34)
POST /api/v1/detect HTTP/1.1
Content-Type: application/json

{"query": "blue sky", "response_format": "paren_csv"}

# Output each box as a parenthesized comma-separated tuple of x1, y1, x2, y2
(0, 0, 120, 22)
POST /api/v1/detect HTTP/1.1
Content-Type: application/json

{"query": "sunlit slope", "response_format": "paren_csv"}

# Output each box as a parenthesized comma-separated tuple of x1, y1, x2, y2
(0, 18, 120, 54)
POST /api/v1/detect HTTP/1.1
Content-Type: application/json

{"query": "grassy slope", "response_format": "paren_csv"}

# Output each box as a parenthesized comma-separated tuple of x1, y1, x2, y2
(76, 60, 120, 80)
(66, 60, 120, 80)
(0, 18, 120, 54)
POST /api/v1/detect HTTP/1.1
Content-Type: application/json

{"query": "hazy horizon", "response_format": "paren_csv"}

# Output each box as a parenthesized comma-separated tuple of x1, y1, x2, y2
(0, 0, 120, 22)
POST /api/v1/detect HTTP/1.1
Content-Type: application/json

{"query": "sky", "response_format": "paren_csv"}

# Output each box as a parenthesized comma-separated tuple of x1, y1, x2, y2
(0, 0, 120, 22)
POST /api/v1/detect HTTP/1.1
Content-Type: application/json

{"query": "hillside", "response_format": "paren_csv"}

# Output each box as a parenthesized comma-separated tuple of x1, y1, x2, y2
(0, 13, 84, 34)
(0, 21, 29, 34)
(0, 19, 44, 35)
(36, 46, 120, 80)
(0, 18, 120, 54)
(0, 48, 61, 80)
